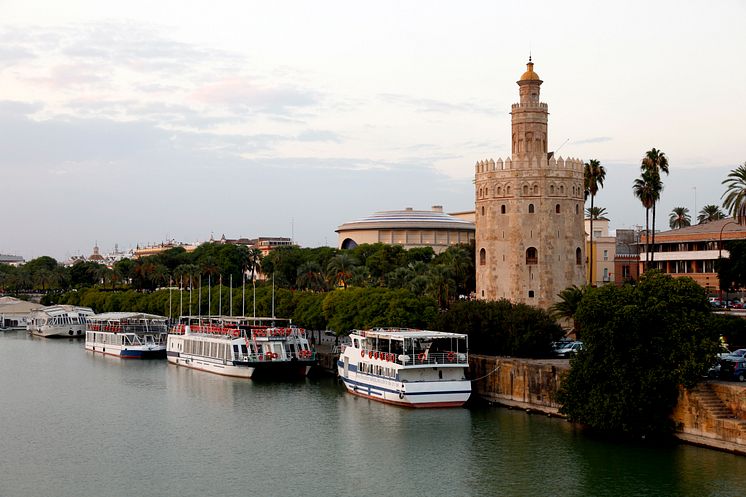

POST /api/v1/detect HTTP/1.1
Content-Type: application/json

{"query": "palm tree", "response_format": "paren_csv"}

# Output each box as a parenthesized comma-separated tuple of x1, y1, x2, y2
(669, 207, 691, 229)
(438, 246, 473, 296)
(247, 248, 263, 282)
(584, 206, 608, 220)
(584, 159, 606, 286)
(641, 148, 669, 265)
(326, 253, 358, 289)
(633, 170, 660, 269)
(550, 285, 587, 337)
(697, 204, 725, 224)
(722, 162, 746, 224)
(425, 264, 456, 309)
(296, 261, 326, 291)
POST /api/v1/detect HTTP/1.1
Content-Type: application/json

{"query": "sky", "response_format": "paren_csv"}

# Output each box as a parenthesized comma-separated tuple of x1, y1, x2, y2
(1, 0, 745, 261)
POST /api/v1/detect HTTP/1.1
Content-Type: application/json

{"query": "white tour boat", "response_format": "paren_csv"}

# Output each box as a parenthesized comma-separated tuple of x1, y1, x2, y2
(338, 328, 471, 408)
(27, 305, 95, 337)
(85, 312, 168, 358)
(167, 316, 316, 379)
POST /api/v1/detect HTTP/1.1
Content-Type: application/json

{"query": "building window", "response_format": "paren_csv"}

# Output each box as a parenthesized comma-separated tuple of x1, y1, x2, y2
(523, 185, 529, 195)
(550, 185, 555, 194)
(501, 205, 506, 214)
(479, 248, 486, 266)
(497, 186, 502, 195)
(481, 206, 485, 216)
(622, 265, 630, 279)
(533, 185, 539, 194)
(555, 204, 560, 214)
(576, 247, 582, 265)
(560, 185, 565, 195)
(603, 249, 608, 261)
(528, 290, 535, 298)
(507, 186, 511, 195)
(575, 204, 579, 215)
(603, 268, 609, 282)
(526, 247, 538, 265)
(528, 204, 535, 213)
(485, 187, 489, 196)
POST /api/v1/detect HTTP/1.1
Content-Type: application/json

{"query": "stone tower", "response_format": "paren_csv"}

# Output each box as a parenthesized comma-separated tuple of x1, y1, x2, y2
(474, 58, 585, 310)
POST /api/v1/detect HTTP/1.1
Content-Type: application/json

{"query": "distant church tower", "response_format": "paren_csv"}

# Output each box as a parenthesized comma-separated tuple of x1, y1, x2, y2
(474, 58, 585, 309)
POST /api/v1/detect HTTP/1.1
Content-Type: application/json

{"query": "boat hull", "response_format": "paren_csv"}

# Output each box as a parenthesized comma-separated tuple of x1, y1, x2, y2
(86, 344, 166, 359)
(167, 352, 313, 379)
(30, 325, 86, 338)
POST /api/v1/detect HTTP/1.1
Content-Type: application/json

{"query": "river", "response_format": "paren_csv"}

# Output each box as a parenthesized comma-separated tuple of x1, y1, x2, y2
(1, 331, 745, 497)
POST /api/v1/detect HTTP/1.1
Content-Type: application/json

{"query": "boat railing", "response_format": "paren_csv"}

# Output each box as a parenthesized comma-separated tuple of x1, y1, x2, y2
(359, 350, 467, 366)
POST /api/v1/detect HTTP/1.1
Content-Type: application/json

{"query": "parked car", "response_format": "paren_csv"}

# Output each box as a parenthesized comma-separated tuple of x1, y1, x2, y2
(719, 357, 746, 382)
(555, 341, 583, 358)
(722, 349, 746, 360)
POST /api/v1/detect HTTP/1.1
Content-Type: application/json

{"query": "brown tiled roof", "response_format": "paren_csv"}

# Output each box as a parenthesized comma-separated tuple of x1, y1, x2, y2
(646, 218, 746, 242)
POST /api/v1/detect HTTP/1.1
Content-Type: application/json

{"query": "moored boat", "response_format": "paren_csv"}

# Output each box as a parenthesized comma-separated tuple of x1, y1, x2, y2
(85, 312, 168, 358)
(338, 328, 471, 407)
(27, 305, 95, 337)
(167, 316, 316, 379)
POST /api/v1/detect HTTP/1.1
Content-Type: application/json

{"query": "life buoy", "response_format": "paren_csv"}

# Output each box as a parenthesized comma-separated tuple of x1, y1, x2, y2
(368, 350, 374, 359)
(417, 353, 424, 362)
(399, 391, 404, 400)
(374, 351, 379, 360)
(273, 352, 279, 359)
(447, 351, 456, 362)
(360, 350, 365, 358)
(232, 330, 240, 338)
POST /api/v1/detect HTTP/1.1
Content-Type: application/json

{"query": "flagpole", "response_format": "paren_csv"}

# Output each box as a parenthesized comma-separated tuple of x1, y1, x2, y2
(179, 275, 183, 317)
(189, 275, 192, 316)
(208, 274, 212, 317)
(229, 274, 233, 317)
(271, 273, 275, 319)
(198, 274, 202, 320)
(168, 277, 172, 322)
(219, 274, 222, 317)
(242, 269, 246, 317)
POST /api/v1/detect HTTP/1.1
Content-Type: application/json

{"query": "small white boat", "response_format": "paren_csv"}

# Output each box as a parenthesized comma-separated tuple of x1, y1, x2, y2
(338, 328, 471, 408)
(167, 316, 316, 379)
(85, 312, 168, 359)
(27, 305, 95, 337)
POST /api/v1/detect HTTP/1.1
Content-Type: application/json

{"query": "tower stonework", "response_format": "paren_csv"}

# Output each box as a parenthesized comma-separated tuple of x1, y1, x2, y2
(475, 59, 585, 310)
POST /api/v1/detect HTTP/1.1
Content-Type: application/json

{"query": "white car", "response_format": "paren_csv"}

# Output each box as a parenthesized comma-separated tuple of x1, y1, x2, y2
(555, 341, 583, 358)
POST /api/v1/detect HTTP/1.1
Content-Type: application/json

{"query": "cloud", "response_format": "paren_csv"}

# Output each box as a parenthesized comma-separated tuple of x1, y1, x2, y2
(296, 130, 341, 142)
(379, 93, 498, 115)
(574, 136, 613, 145)
(191, 77, 319, 114)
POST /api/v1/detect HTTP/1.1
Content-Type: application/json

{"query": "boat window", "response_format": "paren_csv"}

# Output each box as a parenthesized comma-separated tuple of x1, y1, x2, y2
(241, 344, 248, 355)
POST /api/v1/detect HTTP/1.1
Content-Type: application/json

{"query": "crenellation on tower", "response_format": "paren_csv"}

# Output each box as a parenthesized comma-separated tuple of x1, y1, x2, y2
(474, 58, 586, 310)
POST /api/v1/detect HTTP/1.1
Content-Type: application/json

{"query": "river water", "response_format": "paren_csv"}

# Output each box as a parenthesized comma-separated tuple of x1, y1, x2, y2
(2, 331, 746, 497)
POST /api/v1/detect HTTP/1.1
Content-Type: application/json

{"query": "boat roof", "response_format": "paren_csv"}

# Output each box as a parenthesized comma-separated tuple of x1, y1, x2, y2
(34, 305, 94, 316)
(89, 312, 166, 321)
(353, 328, 467, 340)
(177, 315, 290, 322)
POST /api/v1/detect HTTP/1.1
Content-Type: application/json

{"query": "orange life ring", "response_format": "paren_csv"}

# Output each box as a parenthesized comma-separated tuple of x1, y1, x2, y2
(447, 351, 456, 362)
(368, 350, 374, 359)
(360, 350, 365, 358)
(417, 353, 424, 362)
(232, 330, 240, 338)
(374, 351, 379, 360)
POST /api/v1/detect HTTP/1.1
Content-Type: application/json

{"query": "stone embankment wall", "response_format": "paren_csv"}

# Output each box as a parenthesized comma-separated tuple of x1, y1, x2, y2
(672, 382, 746, 454)
(468, 354, 569, 415)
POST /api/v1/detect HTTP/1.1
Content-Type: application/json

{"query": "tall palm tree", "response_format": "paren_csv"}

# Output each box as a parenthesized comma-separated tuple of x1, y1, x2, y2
(641, 148, 669, 266)
(296, 261, 326, 291)
(247, 248, 263, 282)
(669, 207, 691, 229)
(585, 206, 609, 220)
(633, 170, 659, 268)
(722, 162, 746, 224)
(425, 264, 456, 309)
(697, 204, 725, 224)
(584, 159, 606, 286)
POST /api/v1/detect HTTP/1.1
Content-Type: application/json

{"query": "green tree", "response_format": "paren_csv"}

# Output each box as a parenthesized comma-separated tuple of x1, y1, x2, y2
(557, 271, 720, 438)
(432, 299, 563, 357)
(549, 285, 587, 336)
(296, 261, 327, 291)
(716, 240, 746, 293)
(425, 264, 456, 309)
(326, 253, 358, 289)
(584, 159, 606, 286)
(669, 206, 691, 229)
(721, 162, 746, 224)
(641, 148, 670, 266)
(697, 204, 725, 224)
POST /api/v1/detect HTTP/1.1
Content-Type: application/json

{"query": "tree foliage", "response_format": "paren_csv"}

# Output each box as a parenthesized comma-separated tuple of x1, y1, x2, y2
(716, 240, 746, 292)
(432, 299, 563, 357)
(558, 271, 720, 437)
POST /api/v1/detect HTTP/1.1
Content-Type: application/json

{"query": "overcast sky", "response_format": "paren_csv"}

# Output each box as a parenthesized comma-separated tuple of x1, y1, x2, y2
(2, 0, 745, 261)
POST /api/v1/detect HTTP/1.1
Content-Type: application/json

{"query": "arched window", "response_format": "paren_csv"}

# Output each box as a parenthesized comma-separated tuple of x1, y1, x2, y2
(555, 204, 561, 214)
(528, 204, 535, 214)
(550, 185, 555, 194)
(479, 188, 483, 197)
(497, 186, 502, 196)
(526, 247, 538, 265)
(479, 248, 486, 266)
(485, 187, 489, 196)
(533, 185, 539, 194)
(523, 185, 528, 195)
(560, 185, 565, 195)
(481, 206, 485, 216)
(575, 204, 579, 215)
(576, 247, 582, 265)
(507, 186, 511, 195)
(501, 205, 506, 214)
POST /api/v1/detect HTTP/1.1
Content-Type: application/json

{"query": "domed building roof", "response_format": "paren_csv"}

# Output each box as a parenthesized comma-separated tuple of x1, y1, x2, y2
(519, 59, 541, 82)
(336, 207, 475, 232)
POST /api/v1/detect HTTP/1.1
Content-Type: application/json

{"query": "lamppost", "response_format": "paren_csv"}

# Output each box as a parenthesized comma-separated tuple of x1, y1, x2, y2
(718, 220, 740, 304)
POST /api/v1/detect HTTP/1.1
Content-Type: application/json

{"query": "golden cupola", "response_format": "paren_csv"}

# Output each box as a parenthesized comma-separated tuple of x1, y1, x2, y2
(519, 57, 541, 82)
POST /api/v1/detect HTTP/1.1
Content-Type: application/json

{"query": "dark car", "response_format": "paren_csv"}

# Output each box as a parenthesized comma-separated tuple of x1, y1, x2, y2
(719, 358, 746, 382)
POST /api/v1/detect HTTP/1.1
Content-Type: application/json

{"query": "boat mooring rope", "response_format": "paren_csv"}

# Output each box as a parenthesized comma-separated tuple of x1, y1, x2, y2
(470, 365, 500, 382)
